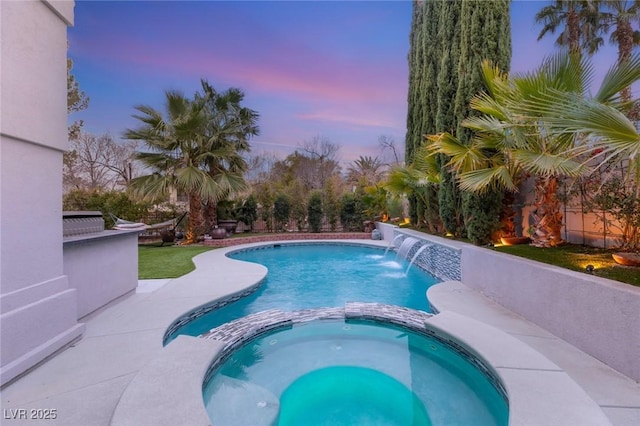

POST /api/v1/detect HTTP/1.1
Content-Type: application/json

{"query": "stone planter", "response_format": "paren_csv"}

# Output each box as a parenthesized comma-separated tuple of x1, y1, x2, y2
(210, 228, 227, 239)
(160, 230, 175, 244)
(500, 236, 531, 246)
(612, 252, 640, 267)
(218, 220, 238, 237)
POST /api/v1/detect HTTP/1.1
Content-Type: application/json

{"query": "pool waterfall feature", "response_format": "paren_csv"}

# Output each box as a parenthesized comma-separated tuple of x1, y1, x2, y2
(387, 232, 462, 283)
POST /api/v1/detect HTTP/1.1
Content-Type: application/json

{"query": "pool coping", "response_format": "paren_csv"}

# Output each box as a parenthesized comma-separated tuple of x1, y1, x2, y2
(109, 240, 614, 426)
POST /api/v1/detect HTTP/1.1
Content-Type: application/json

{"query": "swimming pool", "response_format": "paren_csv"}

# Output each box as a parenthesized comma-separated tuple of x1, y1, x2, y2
(203, 319, 508, 425)
(168, 243, 440, 341)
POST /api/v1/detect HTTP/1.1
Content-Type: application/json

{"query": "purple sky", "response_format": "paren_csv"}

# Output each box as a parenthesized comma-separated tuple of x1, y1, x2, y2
(68, 0, 622, 165)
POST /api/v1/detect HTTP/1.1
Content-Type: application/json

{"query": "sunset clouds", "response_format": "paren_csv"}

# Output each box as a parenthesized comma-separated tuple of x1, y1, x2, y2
(68, 1, 413, 163)
(68, 1, 620, 165)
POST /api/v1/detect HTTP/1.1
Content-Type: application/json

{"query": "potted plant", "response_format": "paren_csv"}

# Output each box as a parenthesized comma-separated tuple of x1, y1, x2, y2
(216, 199, 238, 236)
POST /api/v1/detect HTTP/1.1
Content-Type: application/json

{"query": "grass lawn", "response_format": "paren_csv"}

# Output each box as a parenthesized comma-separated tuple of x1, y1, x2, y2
(138, 243, 215, 279)
(494, 243, 640, 287)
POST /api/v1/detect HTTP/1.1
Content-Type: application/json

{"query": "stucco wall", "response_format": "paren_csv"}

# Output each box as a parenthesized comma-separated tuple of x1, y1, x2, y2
(64, 232, 139, 319)
(461, 246, 640, 382)
(377, 223, 640, 382)
(0, 0, 83, 386)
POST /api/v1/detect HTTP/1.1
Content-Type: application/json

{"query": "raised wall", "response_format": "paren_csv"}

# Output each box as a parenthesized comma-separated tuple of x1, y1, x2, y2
(461, 246, 640, 382)
(376, 222, 640, 382)
(0, 0, 84, 386)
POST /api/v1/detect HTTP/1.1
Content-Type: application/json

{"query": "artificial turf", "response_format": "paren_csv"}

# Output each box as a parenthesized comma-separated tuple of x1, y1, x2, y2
(138, 243, 215, 279)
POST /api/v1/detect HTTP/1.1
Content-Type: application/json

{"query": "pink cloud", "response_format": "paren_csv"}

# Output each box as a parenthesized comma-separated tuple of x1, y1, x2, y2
(297, 111, 399, 130)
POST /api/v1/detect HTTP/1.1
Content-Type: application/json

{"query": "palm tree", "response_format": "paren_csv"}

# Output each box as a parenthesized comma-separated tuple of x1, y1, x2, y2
(384, 146, 442, 233)
(596, 1, 640, 114)
(198, 81, 259, 230)
(536, 0, 602, 54)
(529, 52, 640, 249)
(347, 156, 386, 188)
(125, 90, 217, 244)
(427, 54, 593, 247)
(430, 50, 640, 247)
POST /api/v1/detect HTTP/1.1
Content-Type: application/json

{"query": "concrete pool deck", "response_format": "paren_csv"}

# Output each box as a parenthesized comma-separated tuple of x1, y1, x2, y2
(1, 240, 639, 425)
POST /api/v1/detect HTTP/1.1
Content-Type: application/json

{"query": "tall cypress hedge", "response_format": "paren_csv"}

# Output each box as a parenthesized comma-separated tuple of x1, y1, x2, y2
(455, 0, 511, 244)
(404, 0, 512, 243)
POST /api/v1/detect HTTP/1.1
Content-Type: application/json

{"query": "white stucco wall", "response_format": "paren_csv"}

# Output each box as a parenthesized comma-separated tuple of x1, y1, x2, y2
(461, 246, 640, 382)
(0, 0, 84, 386)
(379, 225, 640, 382)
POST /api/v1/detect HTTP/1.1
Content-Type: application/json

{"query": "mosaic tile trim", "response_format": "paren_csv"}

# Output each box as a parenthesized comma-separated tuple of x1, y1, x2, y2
(204, 233, 371, 247)
(162, 280, 265, 345)
(199, 304, 507, 405)
(225, 240, 382, 257)
(392, 232, 462, 281)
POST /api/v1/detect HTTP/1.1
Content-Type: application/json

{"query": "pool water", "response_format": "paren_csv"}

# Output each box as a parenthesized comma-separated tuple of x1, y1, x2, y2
(204, 320, 508, 426)
(173, 244, 439, 339)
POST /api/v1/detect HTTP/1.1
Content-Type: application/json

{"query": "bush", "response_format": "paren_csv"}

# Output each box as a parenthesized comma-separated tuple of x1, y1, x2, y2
(235, 194, 258, 231)
(307, 192, 323, 232)
(462, 190, 503, 245)
(340, 193, 365, 232)
(273, 193, 291, 232)
(63, 189, 151, 228)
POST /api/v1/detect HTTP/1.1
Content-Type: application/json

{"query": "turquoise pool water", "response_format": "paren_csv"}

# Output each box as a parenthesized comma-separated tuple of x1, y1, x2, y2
(204, 320, 508, 425)
(172, 244, 439, 339)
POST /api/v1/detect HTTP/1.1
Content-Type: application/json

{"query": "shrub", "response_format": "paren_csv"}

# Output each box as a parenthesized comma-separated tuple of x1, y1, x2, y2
(63, 189, 151, 228)
(340, 193, 365, 231)
(308, 192, 323, 233)
(235, 194, 258, 231)
(273, 193, 291, 232)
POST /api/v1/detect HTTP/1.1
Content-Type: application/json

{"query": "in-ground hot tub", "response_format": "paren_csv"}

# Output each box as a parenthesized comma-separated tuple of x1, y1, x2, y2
(202, 313, 508, 426)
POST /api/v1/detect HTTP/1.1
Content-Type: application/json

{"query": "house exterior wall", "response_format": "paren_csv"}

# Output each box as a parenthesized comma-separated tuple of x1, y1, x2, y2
(0, 0, 84, 386)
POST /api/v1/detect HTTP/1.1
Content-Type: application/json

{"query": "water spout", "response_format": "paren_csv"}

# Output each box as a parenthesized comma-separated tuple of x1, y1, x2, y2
(405, 244, 432, 275)
(395, 237, 420, 262)
(384, 235, 405, 256)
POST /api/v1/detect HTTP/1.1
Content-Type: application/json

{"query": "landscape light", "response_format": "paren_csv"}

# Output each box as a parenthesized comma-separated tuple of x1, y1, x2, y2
(585, 264, 595, 274)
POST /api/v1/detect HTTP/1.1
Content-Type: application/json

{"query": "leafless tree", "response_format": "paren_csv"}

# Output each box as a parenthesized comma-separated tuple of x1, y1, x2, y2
(243, 153, 280, 186)
(63, 132, 138, 193)
(300, 135, 341, 190)
(378, 135, 402, 167)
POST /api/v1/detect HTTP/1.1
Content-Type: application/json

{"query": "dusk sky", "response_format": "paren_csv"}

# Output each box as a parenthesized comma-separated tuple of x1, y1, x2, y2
(68, 0, 622, 165)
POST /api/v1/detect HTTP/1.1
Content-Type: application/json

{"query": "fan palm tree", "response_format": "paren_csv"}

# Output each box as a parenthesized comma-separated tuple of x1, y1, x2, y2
(596, 1, 640, 114)
(384, 145, 442, 232)
(347, 155, 386, 188)
(430, 50, 640, 247)
(528, 52, 640, 249)
(427, 53, 596, 247)
(125, 90, 218, 244)
(536, 0, 603, 54)
(198, 81, 259, 230)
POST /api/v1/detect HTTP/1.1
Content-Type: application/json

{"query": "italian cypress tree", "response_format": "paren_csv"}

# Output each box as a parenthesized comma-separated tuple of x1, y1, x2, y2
(405, 0, 442, 229)
(405, 1, 424, 224)
(435, 0, 465, 236)
(454, 0, 512, 244)
(405, 0, 424, 164)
